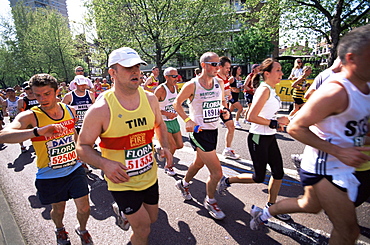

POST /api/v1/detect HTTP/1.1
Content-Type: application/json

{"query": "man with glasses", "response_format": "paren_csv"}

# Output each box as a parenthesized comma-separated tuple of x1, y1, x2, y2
(69, 66, 94, 91)
(154, 67, 183, 176)
(173, 52, 227, 220)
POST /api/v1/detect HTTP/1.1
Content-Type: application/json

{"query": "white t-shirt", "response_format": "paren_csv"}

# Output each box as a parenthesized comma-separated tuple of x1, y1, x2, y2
(301, 75, 370, 175)
(249, 82, 281, 135)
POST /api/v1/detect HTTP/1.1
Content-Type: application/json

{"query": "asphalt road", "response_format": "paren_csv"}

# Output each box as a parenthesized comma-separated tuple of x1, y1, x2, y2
(0, 115, 369, 245)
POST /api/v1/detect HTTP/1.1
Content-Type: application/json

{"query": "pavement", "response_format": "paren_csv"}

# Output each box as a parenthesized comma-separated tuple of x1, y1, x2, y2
(0, 108, 290, 245)
(0, 183, 25, 245)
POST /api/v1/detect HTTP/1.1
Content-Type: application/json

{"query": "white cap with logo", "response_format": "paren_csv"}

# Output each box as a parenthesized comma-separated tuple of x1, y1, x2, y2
(74, 75, 89, 85)
(108, 47, 147, 67)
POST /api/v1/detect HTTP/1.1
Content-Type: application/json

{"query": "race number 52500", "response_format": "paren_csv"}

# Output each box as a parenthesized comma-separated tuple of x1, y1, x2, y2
(51, 151, 77, 166)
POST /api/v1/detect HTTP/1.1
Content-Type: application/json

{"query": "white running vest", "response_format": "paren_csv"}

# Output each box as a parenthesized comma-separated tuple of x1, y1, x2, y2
(301, 75, 370, 175)
(159, 84, 178, 122)
(189, 78, 222, 130)
(6, 98, 18, 118)
(249, 82, 281, 135)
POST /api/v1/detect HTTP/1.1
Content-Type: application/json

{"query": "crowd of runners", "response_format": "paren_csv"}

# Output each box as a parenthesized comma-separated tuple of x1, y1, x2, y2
(0, 24, 369, 245)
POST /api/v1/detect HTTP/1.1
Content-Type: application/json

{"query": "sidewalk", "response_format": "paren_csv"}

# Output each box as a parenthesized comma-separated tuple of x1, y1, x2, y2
(0, 186, 25, 245)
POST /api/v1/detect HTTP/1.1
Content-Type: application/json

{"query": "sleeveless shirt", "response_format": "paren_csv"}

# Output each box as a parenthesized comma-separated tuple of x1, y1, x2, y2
(158, 84, 177, 121)
(188, 77, 222, 130)
(23, 97, 39, 110)
(70, 90, 93, 129)
(147, 75, 159, 90)
(217, 74, 230, 90)
(31, 103, 80, 179)
(6, 98, 18, 118)
(249, 82, 281, 135)
(301, 76, 370, 175)
(292, 79, 306, 99)
(99, 87, 157, 191)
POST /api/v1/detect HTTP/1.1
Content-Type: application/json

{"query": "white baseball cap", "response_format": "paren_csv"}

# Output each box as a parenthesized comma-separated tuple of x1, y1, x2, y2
(74, 75, 89, 85)
(108, 47, 147, 67)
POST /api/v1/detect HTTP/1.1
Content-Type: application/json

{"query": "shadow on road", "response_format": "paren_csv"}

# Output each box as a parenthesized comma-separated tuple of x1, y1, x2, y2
(150, 209, 197, 245)
(171, 175, 281, 244)
(8, 145, 35, 172)
(86, 172, 115, 221)
(28, 194, 51, 220)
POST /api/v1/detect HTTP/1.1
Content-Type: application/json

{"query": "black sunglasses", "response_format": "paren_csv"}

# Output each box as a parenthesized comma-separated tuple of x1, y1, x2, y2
(204, 62, 221, 67)
(167, 75, 178, 78)
(76, 70, 84, 72)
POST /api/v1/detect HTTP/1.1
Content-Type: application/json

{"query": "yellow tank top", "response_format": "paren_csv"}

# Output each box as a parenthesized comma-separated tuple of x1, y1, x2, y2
(31, 103, 77, 170)
(99, 87, 157, 191)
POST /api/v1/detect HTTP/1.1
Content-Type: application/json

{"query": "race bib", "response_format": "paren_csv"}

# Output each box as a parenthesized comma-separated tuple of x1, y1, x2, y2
(164, 104, 176, 114)
(202, 100, 221, 123)
(125, 143, 154, 177)
(47, 134, 77, 169)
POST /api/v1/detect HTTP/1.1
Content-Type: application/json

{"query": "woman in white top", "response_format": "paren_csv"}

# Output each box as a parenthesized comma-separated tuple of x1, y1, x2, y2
(288, 58, 303, 80)
(216, 58, 291, 220)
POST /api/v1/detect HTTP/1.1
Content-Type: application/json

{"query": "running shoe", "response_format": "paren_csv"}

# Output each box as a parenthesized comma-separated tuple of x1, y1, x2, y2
(217, 176, 230, 196)
(222, 149, 240, 160)
(235, 121, 242, 129)
(249, 205, 267, 230)
(203, 199, 225, 220)
(55, 227, 71, 245)
(164, 167, 176, 176)
(265, 202, 291, 221)
(220, 121, 227, 128)
(112, 202, 130, 231)
(175, 179, 192, 200)
(75, 226, 94, 245)
(21, 146, 27, 153)
(291, 154, 302, 169)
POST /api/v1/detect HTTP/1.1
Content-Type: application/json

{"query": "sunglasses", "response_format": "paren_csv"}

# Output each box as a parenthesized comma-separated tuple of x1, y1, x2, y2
(204, 62, 221, 67)
(167, 75, 179, 78)
(76, 70, 84, 72)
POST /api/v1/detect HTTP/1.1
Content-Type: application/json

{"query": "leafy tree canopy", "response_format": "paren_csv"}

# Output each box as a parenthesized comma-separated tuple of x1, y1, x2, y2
(88, 0, 235, 74)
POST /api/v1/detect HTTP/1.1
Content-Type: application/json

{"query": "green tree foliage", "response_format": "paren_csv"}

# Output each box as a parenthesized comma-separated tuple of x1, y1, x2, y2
(280, 0, 370, 66)
(0, 4, 79, 87)
(88, 0, 235, 75)
(228, 27, 274, 65)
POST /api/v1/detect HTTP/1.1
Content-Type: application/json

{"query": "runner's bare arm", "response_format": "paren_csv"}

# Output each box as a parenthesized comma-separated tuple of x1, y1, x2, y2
(288, 82, 370, 167)
(61, 92, 72, 105)
(0, 110, 66, 143)
(173, 81, 197, 132)
(76, 100, 130, 183)
(147, 92, 173, 168)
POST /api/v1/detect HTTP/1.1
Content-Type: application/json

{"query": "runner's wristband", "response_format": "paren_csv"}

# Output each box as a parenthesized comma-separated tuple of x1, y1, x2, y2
(269, 120, 278, 129)
(33, 127, 40, 137)
(184, 117, 191, 123)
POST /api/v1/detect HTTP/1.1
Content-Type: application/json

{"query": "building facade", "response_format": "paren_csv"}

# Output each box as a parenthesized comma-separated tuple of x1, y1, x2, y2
(9, 0, 68, 17)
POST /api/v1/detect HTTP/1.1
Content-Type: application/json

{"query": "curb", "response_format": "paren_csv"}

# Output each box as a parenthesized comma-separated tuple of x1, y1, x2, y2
(0, 186, 25, 245)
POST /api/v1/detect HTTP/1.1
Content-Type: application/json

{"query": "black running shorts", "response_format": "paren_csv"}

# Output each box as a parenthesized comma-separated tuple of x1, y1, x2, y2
(35, 166, 89, 205)
(110, 181, 159, 215)
(189, 129, 218, 152)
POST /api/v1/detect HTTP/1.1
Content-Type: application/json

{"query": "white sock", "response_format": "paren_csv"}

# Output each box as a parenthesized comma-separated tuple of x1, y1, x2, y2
(206, 196, 216, 204)
(225, 147, 232, 151)
(260, 207, 272, 221)
(182, 179, 189, 187)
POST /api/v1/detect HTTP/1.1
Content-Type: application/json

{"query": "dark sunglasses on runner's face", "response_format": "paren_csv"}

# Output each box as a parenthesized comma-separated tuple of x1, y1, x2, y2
(167, 75, 178, 78)
(204, 62, 221, 67)
(76, 70, 84, 72)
